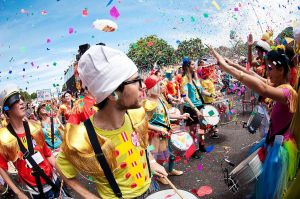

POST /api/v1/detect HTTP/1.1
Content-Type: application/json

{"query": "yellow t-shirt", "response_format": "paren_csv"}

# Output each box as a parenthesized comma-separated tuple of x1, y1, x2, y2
(56, 115, 151, 199)
(201, 79, 215, 104)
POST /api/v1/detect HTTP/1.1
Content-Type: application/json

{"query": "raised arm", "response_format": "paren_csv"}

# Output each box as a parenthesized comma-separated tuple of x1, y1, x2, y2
(210, 47, 288, 104)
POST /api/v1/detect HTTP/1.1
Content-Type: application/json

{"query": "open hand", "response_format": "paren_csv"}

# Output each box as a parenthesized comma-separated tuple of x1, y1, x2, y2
(247, 33, 254, 46)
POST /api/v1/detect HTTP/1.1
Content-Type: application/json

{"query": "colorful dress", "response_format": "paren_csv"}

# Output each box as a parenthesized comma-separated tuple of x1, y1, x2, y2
(249, 84, 298, 199)
(146, 98, 171, 164)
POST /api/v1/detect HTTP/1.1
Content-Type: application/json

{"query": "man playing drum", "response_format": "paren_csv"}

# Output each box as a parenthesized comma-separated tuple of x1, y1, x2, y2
(56, 45, 168, 199)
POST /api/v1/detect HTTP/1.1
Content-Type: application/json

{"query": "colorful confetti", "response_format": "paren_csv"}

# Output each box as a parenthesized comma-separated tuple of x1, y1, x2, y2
(197, 186, 213, 197)
(203, 13, 209, 18)
(110, 6, 120, 20)
(206, 145, 214, 153)
(68, 27, 74, 34)
(82, 8, 88, 16)
(197, 164, 203, 171)
(211, 0, 221, 10)
(41, 10, 48, 15)
(106, 0, 114, 7)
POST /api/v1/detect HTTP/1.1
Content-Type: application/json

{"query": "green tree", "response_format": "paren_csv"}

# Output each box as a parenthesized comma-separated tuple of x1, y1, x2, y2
(30, 92, 37, 99)
(20, 90, 31, 102)
(127, 35, 176, 72)
(175, 38, 208, 61)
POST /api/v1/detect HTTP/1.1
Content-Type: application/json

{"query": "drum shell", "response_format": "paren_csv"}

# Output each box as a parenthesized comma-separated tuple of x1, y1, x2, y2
(229, 148, 263, 187)
(169, 131, 193, 156)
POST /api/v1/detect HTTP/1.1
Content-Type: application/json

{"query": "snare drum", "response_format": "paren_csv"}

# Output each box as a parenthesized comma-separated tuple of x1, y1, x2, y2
(146, 189, 198, 199)
(225, 148, 263, 192)
(202, 105, 220, 126)
(170, 131, 193, 156)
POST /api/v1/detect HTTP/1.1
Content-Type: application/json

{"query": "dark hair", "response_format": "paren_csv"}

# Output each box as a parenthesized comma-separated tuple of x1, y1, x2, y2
(182, 58, 191, 77)
(285, 46, 296, 68)
(95, 85, 125, 109)
(266, 50, 290, 77)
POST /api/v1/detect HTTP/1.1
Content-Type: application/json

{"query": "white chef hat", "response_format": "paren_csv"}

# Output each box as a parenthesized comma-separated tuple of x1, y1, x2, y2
(78, 45, 138, 103)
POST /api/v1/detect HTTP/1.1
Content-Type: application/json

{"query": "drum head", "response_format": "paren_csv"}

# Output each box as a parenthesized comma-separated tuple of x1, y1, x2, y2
(146, 189, 198, 199)
(170, 132, 193, 151)
(202, 105, 220, 126)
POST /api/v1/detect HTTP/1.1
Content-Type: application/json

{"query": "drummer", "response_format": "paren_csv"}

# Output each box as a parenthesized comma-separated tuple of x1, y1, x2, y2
(180, 57, 214, 158)
(144, 75, 189, 185)
(199, 64, 220, 138)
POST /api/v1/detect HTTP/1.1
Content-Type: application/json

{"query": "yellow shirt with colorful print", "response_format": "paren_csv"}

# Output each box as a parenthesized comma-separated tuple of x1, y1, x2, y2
(56, 114, 151, 199)
(201, 79, 216, 104)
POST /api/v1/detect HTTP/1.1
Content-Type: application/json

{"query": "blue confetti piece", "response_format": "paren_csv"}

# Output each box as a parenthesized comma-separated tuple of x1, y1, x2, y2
(3, 106, 9, 111)
(298, 6, 300, 10)
(206, 145, 214, 153)
(106, 0, 113, 7)
(176, 40, 181, 44)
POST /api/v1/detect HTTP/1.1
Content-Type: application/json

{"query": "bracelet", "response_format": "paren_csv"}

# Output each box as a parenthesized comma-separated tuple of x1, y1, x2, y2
(150, 159, 156, 164)
(239, 71, 244, 81)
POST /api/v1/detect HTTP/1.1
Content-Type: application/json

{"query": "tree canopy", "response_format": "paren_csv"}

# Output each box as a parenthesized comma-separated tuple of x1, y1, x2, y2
(127, 35, 176, 72)
(175, 38, 208, 61)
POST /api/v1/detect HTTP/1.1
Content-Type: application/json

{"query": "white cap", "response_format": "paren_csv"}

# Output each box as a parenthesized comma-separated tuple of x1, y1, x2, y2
(0, 84, 20, 107)
(78, 45, 138, 103)
(255, 40, 271, 52)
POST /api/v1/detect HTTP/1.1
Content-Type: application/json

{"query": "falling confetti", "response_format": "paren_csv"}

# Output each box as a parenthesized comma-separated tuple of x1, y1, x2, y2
(68, 27, 74, 34)
(82, 8, 88, 16)
(46, 38, 51, 43)
(20, 9, 28, 14)
(147, 41, 153, 47)
(106, 0, 114, 7)
(191, 16, 195, 22)
(206, 145, 214, 153)
(110, 6, 120, 20)
(53, 62, 57, 66)
(211, 0, 221, 10)
(203, 13, 209, 18)
(41, 10, 48, 15)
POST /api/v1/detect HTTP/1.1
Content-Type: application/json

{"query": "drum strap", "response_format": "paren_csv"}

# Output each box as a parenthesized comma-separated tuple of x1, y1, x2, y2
(50, 116, 54, 149)
(84, 118, 123, 199)
(7, 122, 59, 197)
(192, 80, 205, 105)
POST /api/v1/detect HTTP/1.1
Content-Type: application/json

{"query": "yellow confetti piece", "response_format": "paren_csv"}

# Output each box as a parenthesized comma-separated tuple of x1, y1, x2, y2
(211, 0, 221, 11)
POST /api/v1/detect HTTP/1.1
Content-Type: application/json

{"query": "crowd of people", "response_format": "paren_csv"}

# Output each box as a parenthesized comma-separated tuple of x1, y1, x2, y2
(0, 27, 299, 199)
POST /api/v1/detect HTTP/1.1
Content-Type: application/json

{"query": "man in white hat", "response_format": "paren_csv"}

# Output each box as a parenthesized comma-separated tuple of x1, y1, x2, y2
(56, 45, 167, 199)
(0, 85, 62, 199)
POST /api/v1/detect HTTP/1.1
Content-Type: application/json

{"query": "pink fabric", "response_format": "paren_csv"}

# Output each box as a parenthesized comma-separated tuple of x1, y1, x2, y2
(270, 88, 293, 140)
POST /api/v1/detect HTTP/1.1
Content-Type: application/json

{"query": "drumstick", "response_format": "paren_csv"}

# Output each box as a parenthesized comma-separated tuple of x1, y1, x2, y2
(188, 116, 194, 122)
(163, 176, 186, 199)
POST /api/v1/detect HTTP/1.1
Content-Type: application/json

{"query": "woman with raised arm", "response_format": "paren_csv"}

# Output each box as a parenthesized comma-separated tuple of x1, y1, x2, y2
(210, 47, 298, 199)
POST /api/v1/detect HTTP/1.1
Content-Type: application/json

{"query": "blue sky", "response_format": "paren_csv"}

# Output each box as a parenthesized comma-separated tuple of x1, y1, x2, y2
(0, 0, 299, 93)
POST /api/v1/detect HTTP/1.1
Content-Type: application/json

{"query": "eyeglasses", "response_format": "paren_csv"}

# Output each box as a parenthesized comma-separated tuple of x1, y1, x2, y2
(121, 77, 143, 88)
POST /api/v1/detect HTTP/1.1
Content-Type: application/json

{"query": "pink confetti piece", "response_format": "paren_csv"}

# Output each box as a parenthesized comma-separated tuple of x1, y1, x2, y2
(234, 7, 239, 11)
(82, 8, 88, 16)
(68, 27, 74, 34)
(231, 109, 235, 114)
(197, 186, 213, 197)
(110, 6, 120, 20)
(147, 41, 153, 47)
(197, 164, 203, 171)
(46, 38, 51, 43)
(41, 10, 47, 15)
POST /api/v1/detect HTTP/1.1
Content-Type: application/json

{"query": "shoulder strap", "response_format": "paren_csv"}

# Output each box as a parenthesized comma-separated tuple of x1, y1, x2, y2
(50, 117, 55, 149)
(83, 119, 123, 199)
(191, 79, 205, 105)
(7, 122, 59, 196)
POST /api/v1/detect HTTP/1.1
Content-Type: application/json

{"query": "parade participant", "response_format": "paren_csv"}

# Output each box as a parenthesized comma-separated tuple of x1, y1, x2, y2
(180, 57, 214, 158)
(37, 103, 64, 150)
(247, 33, 271, 78)
(58, 91, 73, 124)
(144, 75, 189, 185)
(56, 45, 168, 199)
(68, 88, 97, 125)
(211, 47, 298, 199)
(0, 84, 63, 199)
(199, 66, 219, 138)
(164, 69, 181, 105)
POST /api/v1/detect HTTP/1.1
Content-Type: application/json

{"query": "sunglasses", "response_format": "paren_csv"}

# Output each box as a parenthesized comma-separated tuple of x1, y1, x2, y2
(121, 77, 143, 88)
